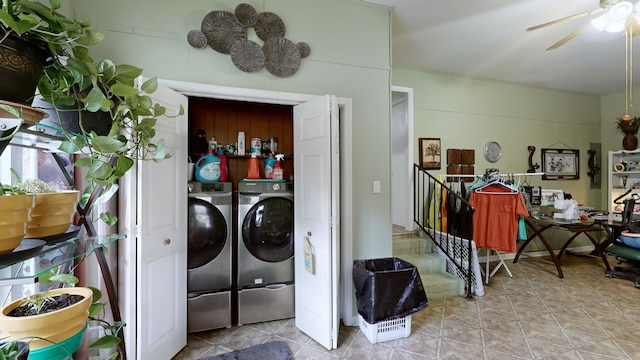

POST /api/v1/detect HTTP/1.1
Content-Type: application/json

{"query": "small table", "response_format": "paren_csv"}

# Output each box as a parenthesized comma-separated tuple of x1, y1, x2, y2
(513, 217, 611, 278)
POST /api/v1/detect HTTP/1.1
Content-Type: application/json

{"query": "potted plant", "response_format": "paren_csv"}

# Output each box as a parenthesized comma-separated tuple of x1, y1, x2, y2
(42, 60, 184, 225)
(0, 279, 93, 350)
(10, 177, 79, 239)
(617, 115, 640, 150)
(2, 1, 181, 227)
(0, 0, 104, 105)
(0, 183, 33, 253)
(0, 273, 122, 359)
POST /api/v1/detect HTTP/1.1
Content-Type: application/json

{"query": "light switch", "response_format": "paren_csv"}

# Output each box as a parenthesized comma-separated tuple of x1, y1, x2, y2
(373, 181, 381, 193)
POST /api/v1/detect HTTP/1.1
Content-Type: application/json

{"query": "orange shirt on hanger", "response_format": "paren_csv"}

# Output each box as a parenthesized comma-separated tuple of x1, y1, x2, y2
(470, 184, 529, 253)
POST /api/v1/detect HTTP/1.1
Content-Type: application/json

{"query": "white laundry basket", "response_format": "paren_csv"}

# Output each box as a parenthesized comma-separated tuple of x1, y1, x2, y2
(358, 314, 412, 344)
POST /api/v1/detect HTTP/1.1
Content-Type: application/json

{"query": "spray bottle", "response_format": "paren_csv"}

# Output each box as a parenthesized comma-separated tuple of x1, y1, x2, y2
(272, 154, 284, 180)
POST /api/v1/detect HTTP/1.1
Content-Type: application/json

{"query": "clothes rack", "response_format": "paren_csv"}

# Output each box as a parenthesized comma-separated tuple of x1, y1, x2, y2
(444, 172, 545, 178)
(445, 171, 544, 283)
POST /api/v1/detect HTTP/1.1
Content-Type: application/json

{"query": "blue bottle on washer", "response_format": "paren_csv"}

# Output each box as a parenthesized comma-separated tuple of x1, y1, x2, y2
(194, 150, 221, 182)
(264, 153, 276, 179)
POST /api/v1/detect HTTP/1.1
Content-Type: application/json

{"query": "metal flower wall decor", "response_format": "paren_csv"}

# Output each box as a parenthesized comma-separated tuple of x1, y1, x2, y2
(188, 3, 311, 78)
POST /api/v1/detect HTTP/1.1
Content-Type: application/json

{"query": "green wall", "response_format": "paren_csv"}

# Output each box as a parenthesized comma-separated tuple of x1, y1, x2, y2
(393, 67, 603, 208)
(69, 0, 623, 258)
(70, 0, 394, 260)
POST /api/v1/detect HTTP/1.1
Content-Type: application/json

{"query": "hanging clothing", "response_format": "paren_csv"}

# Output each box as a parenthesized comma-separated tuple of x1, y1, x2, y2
(470, 184, 529, 253)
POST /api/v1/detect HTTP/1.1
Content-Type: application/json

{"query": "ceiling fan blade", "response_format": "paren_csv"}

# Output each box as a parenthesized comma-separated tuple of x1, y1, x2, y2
(546, 24, 590, 50)
(527, 8, 604, 31)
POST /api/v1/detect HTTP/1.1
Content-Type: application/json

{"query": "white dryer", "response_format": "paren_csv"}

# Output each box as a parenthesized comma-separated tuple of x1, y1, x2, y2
(187, 181, 232, 332)
(237, 180, 294, 325)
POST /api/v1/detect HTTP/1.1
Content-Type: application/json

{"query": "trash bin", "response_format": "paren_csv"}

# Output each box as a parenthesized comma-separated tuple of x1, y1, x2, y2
(353, 257, 428, 323)
(353, 257, 428, 343)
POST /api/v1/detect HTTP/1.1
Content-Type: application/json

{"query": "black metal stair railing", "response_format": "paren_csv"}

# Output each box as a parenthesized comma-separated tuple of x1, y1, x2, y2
(413, 164, 476, 300)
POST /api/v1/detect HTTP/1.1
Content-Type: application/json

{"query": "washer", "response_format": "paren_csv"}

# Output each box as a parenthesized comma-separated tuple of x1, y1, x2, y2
(237, 180, 294, 325)
(187, 181, 232, 332)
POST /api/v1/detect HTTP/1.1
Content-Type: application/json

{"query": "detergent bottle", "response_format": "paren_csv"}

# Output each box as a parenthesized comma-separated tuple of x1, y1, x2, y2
(194, 149, 221, 182)
(264, 153, 276, 179)
(246, 153, 261, 179)
(217, 150, 228, 182)
(272, 154, 284, 180)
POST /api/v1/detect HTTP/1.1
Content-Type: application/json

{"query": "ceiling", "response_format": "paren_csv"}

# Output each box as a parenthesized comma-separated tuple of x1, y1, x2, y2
(364, 0, 640, 95)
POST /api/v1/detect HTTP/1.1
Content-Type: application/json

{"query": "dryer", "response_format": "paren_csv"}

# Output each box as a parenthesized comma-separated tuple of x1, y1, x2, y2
(187, 181, 232, 332)
(237, 180, 294, 325)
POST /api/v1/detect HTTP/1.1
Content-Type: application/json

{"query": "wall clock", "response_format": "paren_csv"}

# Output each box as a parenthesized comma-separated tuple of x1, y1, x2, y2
(483, 141, 502, 162)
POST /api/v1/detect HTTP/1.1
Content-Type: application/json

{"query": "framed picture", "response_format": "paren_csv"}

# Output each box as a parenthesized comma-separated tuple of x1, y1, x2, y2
(541, 148, 579, 180)
(419, 138, 441, 170)
(540, 189, 564, 205)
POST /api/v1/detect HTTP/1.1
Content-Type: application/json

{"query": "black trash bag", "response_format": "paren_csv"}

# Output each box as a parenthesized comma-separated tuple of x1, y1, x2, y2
(353, 257, 428, 324)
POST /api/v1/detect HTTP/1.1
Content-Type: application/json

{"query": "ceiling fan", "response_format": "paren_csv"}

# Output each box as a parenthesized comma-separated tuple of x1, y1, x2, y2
(528, 0, 640, 50)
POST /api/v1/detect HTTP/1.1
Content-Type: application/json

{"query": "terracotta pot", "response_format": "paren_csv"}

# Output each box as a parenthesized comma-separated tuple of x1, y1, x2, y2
(25, 190, 79, 239)
(0, 194, 35, 253)
(0, 287, 93, 349)
(623, 134, 638, 151)
(0, 32, 51, 105)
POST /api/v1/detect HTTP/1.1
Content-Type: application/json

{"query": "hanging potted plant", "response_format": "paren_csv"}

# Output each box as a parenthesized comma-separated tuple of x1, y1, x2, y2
(41, 60, 184, 225)
(617, 115, 640, 150)
(0, 0, 104, 105)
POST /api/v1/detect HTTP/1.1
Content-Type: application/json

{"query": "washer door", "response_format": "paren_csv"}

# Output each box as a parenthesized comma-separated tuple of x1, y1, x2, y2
(188, 197, 228, 269)
(242, 197, 293, 262)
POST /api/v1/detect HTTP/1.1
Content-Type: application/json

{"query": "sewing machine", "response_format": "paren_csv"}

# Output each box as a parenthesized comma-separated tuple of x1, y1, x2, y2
(553, 199, 579, 221)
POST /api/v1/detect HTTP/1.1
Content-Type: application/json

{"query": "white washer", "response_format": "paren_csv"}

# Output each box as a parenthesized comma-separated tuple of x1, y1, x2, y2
(187, 181, 232, 332)
(237, 180, 294, 325)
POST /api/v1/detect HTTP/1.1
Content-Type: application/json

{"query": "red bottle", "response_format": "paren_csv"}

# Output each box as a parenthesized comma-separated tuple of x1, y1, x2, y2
(217, 150, 228, 182)
(272, 154, 284, 180)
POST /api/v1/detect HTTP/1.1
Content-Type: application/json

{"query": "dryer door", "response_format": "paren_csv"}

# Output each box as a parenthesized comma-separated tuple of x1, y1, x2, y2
(242, 197, 293, 262)
(188, 197, 228, 269)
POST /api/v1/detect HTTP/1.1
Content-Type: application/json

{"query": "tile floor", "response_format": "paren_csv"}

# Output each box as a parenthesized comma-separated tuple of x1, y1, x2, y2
(173, 253, 640, 360)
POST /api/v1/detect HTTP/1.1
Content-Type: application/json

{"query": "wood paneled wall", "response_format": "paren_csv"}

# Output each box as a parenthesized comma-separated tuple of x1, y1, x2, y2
(189, 97, 294, 184)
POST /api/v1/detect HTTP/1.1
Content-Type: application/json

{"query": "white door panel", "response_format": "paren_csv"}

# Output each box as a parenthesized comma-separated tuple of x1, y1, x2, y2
(137, 84, 188, 359)
(294, 95, 339, 350)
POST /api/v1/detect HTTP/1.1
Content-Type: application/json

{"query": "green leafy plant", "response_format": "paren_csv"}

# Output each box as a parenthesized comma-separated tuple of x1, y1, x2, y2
(0, 0, 104, 62)
(87, 286, 124, 360)
(39, 274, 124, 359)
(0, 340, 28, 360)
(2, 1, 182, 227)
(49, 72, 184, 226)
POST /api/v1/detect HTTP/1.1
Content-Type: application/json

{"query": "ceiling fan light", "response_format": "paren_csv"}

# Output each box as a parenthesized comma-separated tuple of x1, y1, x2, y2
(591, 15, 611, 31)
(605, 19, 627, 32)
(610, 1, 634, 20)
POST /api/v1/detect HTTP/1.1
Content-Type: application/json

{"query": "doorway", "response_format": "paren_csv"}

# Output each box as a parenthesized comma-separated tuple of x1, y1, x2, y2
(159, 79, 357, 326)
(391, 86, 414, 232)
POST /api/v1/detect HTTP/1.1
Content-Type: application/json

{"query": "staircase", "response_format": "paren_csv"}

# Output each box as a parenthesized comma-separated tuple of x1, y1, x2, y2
(392, 229, 465, 299)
